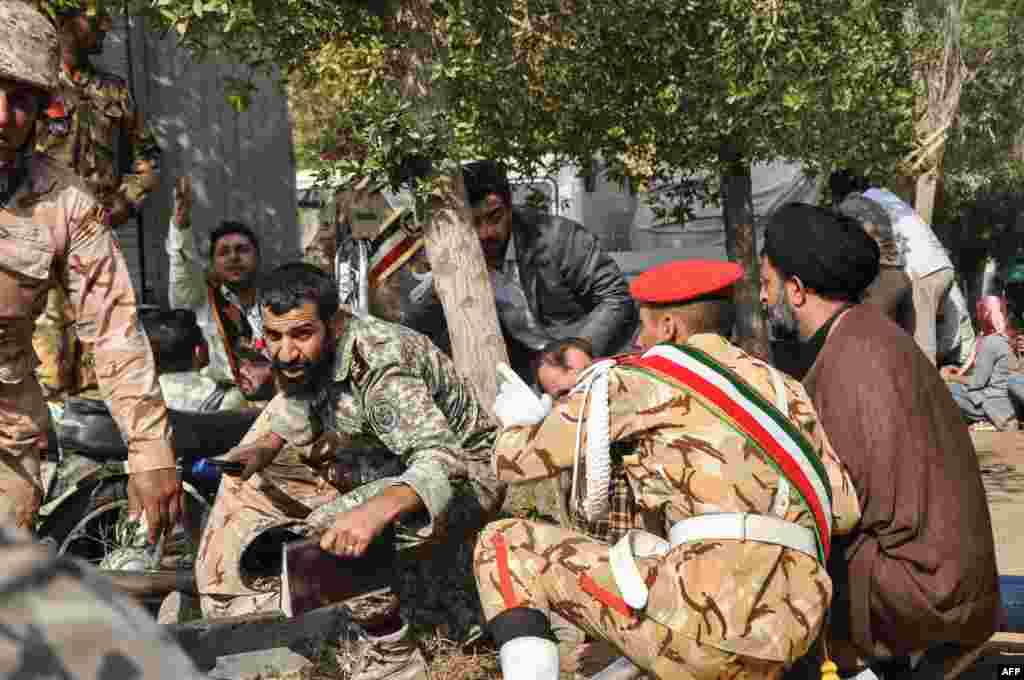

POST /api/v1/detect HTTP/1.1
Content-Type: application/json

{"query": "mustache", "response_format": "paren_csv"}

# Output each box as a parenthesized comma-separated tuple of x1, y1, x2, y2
(272, 359, 314, 373)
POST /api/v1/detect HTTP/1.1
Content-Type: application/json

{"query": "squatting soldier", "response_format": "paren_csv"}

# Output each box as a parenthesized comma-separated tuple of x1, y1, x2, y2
(474, 260, 861, 680)
(196, 263, 506, 680)
(33, 0, 162, 401)
(0, 0, 179, 537)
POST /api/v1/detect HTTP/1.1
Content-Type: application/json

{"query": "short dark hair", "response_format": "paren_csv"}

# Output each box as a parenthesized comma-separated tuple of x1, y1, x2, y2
(531, 337, 594, 381)
(259, 263, 339, 323)
(462, 160, 512, 208)
(828, 170, 870, 203)
(210, 221, 261, 258)
(645, 299, 736, 338)
(140, 308, 204, 373)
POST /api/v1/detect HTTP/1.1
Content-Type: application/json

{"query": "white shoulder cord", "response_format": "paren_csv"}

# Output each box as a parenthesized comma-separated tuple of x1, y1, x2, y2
(569, 359, 616, 521)
(354, 240, 370, 319)
(768, 366, 791, 518)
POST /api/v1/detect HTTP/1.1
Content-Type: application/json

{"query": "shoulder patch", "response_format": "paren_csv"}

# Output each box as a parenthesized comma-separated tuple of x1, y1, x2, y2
(367, 400, 399, 432)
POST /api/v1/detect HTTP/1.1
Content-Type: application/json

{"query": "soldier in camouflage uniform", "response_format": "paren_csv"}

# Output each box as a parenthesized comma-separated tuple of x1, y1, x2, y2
(33, 0, 162, 402)
(474, 260, 861, 680)
(196, 263, 506, 680)
(0, 0, 179, 538)
(0, 523, 204, 678)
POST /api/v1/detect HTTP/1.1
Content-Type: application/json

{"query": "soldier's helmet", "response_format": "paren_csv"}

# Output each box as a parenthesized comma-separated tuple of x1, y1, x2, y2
(0, 1, 59, 93)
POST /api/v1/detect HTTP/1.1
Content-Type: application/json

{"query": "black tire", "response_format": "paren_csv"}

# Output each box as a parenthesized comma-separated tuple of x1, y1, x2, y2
(39, 478, 211, 568)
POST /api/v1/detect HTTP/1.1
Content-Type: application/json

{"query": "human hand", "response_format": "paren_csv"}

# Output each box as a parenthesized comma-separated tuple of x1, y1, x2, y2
(127, 468, 182, 544)
(220, 433, 285, 480)
(493, 363, 552, 427)
(173, 176, 192, 228)
(319, 502, 392, 559)
(939, 365, 960, 380)
(238, 360, 274, 399)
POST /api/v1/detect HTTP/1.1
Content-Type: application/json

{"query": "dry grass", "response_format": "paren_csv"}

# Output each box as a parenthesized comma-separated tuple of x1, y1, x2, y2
(307, 629, 500, 680)
(420, 632, 501, 680)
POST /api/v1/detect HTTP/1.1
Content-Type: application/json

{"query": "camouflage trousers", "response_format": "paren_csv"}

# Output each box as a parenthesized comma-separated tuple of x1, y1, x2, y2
(196, 406, 505, 627)
(474, 519, 786, 680)
(0, 523, 205, 680)
(0, 377, 48, 530)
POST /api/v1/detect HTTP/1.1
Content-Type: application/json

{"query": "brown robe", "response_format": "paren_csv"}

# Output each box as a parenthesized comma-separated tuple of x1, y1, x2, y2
(803, 303, 1001, 658)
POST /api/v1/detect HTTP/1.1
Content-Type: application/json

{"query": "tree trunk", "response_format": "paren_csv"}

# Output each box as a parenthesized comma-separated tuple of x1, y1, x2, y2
(390, 0, 510, 414)
(720, 151, 770, 362)
(423, 175, 510, 412)
(915, 163, 941, 226)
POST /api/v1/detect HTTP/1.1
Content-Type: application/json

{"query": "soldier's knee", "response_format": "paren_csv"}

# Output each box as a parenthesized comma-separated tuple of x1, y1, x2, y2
(474, 518, 521, 560)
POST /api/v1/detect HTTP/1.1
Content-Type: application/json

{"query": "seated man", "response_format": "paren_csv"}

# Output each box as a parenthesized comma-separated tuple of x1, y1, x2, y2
(760, 203, 1000, 678)
(476, 259, 860, 680)
(196, 263, 506, 680)
(464, 161, 638, 381)
(945, 295, 1017, 431)
(139, 308, 248, 412)
(166, 176, 273, 404)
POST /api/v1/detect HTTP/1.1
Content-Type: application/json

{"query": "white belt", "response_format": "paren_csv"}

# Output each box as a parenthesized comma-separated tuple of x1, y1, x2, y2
(609, 513, 818, 610)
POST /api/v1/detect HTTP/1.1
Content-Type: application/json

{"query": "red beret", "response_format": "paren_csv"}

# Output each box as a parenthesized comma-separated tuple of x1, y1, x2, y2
(630, 259, 744, 305)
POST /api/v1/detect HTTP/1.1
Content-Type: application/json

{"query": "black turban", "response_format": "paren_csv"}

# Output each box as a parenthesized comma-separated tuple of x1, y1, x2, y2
(762, 202, 880, 301)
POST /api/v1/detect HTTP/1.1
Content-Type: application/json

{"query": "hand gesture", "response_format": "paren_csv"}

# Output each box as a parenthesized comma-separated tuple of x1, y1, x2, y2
(319, 502, 391, 559)
(174, 176, 192, 228)
(219, 432, 285, 481)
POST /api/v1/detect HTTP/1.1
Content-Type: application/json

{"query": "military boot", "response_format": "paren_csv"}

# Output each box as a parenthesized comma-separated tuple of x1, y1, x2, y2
(338, 622, 429, 680)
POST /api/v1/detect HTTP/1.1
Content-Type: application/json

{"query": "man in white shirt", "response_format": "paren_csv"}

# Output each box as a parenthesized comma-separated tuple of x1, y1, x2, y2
(165, 177, 273, 402)
(861, 187, 956, 364)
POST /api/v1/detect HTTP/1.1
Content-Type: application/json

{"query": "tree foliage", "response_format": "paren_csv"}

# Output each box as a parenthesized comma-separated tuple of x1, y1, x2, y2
(127, 0, 913, 202)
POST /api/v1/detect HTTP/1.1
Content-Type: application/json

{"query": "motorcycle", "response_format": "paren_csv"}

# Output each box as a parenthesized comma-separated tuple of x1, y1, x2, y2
(36, 397, 258, 571)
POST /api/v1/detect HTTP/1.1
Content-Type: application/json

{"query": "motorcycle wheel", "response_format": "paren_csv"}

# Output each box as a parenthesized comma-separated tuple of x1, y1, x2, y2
(39, 478, 212, 569)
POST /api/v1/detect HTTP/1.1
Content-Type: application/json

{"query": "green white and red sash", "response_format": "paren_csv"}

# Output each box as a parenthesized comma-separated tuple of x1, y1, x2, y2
(365, 207, 423, 286)
(620, 344, 833, 562)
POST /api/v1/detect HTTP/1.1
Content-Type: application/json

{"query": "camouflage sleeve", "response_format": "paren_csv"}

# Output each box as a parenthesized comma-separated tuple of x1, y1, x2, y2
(266, 392, 320, 447)
(362, 366, 466, 535)
(117, 90, 161, 215)
(0, 524, 205, 678)
(64, 198, 174, 473)
(165, 219, 209, 310)
(494, 367, 656, 484)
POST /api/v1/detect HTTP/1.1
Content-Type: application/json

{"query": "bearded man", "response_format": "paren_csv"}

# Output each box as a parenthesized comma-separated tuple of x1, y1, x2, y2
(760, 203, 1000, 679)
(195, 263, 505, 680)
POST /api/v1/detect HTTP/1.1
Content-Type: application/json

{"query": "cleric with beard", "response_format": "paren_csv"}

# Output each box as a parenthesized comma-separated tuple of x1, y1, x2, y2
(759, 203, 1001, 676)
(759, 204, 879, 380)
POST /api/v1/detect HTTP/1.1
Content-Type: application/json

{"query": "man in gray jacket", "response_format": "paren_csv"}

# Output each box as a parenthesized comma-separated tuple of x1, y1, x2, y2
(463, 161, 638, 380)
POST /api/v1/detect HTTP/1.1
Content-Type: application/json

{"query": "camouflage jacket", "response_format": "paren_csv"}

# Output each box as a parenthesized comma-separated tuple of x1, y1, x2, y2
(266, 315, 498, 537)
(492, 333, 861, 662)
(0, 524, 205, 679)
(36, 63, 161, 217)
(0, 156, 174, 473)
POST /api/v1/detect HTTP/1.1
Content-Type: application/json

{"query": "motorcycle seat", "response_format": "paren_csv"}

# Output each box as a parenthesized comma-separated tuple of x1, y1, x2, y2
(58, 398, 259, 463)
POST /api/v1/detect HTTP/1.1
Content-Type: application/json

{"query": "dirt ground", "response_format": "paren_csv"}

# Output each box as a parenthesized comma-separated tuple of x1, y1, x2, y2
(941, 431, 1024, 678)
